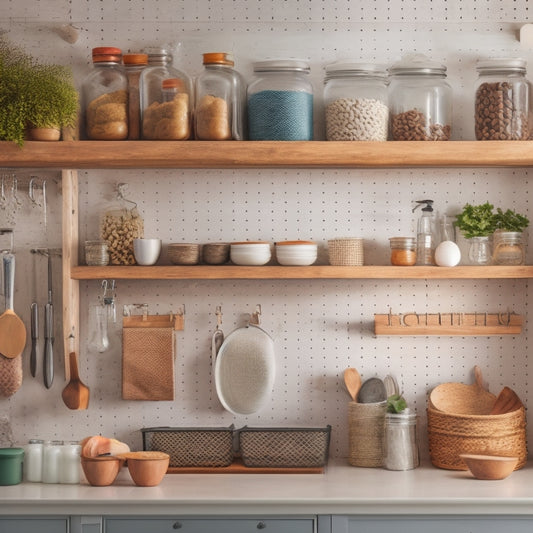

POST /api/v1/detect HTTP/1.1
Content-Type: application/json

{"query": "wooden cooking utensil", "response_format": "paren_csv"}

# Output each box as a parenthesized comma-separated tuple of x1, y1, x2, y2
(343, 367, 362, 402)
(0, 254, 26, 359)
(62, 351, 89, 410)
(490, 386, 523, 415)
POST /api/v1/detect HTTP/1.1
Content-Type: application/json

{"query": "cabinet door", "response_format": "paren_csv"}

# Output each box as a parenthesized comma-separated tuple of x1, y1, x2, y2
(105, 517, 315, 533)
(0, 517, 68, 533)
(331, 515, 533, 533)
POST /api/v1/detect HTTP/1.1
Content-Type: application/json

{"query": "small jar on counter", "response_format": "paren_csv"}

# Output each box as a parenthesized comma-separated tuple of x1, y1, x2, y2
(85, 240, 109, 266)
(324, 62, 389, 141)
(42, 440, 64, 484)
(474, 58, 530, 141)
(389, 237, 417, 266)
(23, 439, 44, 482)
(82, 47, 128, 140)
(383, 410, 419, 471)
(59, 441, 81, 484)
(248, 59, 313, 140)
(388, 54, 452, 141)
(123, 53, 148, 140)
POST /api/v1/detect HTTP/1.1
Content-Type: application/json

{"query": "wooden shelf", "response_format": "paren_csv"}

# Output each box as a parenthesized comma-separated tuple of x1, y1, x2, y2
(3, 140, 533, 169)
(70, 265, 533, 280)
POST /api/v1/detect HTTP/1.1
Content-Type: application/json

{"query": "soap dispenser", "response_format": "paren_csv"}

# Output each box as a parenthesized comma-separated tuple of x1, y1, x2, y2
(412, 200, 437, 265)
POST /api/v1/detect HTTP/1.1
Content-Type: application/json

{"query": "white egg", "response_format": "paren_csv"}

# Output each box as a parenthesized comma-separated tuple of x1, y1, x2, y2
(435, 240, 461, 267)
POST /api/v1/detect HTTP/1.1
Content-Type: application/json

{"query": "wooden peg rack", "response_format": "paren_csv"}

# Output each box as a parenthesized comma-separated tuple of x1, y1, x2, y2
(374, 311, 522, 336)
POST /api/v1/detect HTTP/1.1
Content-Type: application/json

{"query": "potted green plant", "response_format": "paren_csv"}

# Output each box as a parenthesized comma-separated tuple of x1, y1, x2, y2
(455, 202, 496, 265)
(0, 37, 78, 145)
(492, 208, 529, 265)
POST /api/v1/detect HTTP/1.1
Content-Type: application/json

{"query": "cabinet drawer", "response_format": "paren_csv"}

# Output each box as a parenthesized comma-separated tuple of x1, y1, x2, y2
(0, 517, 68, 533)
(105, 518, 315, 533)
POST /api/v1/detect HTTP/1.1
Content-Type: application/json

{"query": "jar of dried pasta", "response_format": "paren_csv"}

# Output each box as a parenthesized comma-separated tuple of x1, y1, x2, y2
(82, 47, 129, 140)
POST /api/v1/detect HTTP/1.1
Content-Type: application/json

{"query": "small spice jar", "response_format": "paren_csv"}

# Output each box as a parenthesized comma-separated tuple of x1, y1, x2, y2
(82, 47, 128, 140)
(323, 62, 389, 141)
(389, 237, 417, 266)
(85, 240, 109, 266)
(388, 54, 452, 141)
(474, 58, 530, 141)
(248, 59, 313, 140)
(492, 231, 525, 265)
(383, 410, 419, 471)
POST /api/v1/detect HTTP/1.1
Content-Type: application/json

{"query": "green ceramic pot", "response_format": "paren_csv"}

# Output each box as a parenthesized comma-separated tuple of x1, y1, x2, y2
(0, 448, 24, 485)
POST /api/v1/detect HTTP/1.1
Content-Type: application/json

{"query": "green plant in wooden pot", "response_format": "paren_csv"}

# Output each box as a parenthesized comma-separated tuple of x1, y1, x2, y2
(492, 208, 529, 265)
(455, 202, 496, 265)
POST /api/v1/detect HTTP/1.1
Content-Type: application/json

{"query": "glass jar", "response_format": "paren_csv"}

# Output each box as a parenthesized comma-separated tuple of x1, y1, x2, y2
(388, 54, 452, 141)
(100, 183, 144, 265)
(140, 47, 192, 140)
(84, 240, 109, 266)
(59, 442, 81, 484)
(389, 237, 417, 266)
(324, 62, 389, 141)
(492, 231, 525, 265)
(23, 439, 44, 482)
(82, 47, 128, 140)
(474, 58, 530, 141)
(248, 59, 313, 140)
(468, 236, 491, 265)
(123, 53, 148, 140)
(383, 410, 419, 471)
(42, 440, 64, 484)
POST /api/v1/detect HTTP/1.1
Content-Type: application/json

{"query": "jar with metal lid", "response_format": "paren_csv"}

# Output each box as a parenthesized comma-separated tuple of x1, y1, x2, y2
(194, 52, 246, 140)
(492, 231, 525, 265)
(324, 62, 389, 141)
(247, 59, 313, 140)
(123, 53, 148, 140)
(82, 46, 128, 140)
(388, 54, 452, 141)
(474, 58, 530, 141)
(140, 47, 192, 140)
(383, 410, 419, 471)
(389, 237, 417, 266)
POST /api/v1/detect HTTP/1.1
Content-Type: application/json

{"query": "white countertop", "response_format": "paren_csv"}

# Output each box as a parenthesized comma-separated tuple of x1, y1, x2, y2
(2, 460, 533, 517)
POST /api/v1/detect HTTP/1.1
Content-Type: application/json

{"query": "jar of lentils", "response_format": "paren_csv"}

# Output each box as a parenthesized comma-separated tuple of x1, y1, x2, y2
(474, 58, 530, 141)
(388, 54, 452, 141)
(324, 62, 389, 141)
(247, 59, 313, 140)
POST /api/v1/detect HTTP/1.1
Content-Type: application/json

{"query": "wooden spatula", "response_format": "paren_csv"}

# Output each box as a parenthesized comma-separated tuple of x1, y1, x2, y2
(490, 386, 523, 415)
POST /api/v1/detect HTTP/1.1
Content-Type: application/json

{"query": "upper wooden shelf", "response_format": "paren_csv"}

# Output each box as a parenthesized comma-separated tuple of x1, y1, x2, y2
(3, 140, 533, 169)
(70, 265, 533, 280)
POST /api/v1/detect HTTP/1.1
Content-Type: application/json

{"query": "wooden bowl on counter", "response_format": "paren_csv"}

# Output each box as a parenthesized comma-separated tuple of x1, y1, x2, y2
(460, 454, 519, 480)
(120, 451, 170, 486)
(81, 456, 123, 486)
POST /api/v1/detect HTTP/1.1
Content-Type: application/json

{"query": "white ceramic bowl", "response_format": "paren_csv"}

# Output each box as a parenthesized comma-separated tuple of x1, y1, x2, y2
(275, 241, 317, 266)
(230, 242, 271, 266)
(133, 238, 162, 266)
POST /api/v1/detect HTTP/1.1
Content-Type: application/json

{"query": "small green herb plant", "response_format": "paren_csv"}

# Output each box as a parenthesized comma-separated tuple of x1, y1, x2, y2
(455, 202, 497, 239)
(493, 208, 529, 233)
(387, 394, 407, 414)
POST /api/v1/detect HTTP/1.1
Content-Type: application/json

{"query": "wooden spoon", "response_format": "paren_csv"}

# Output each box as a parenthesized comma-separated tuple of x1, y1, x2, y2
(62, 351, 89, 410)
(0, 254, 26, 359)
(344, 367, 362, 402)
(490, 386, 523, 415)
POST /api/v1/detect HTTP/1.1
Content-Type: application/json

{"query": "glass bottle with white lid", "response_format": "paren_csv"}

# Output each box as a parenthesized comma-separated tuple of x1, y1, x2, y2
(324, 62, 389, 141)
(247, 59, 313, 140)
(474, 58, 530, 141)
(388, 54, 452, 141)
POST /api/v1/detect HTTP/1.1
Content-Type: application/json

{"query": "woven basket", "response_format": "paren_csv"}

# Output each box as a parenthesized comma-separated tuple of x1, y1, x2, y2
(328, 238, 364, 266)
(427, 406, 527, 470)
(429, 382, 497, 415)
(348, 401, 387, 467)
(142, 426, 234, 467)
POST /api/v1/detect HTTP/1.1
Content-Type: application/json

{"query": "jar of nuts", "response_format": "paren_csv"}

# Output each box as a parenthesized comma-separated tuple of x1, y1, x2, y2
(388, 54, 452, 141)
(474, 58, 531, 141)
(100, 184, 144, 265)
(324, 62, 389, 141)
(82, 47, 129, 140)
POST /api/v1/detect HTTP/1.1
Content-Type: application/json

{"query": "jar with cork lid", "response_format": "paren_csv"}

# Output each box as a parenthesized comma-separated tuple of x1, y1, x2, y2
(140, 47, 192, 140)
(82, 47, 129, 140)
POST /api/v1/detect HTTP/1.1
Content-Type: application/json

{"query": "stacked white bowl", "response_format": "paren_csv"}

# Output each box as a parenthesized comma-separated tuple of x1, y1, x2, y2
(275, 241, 318, 266)
(230, 241, 272, 265)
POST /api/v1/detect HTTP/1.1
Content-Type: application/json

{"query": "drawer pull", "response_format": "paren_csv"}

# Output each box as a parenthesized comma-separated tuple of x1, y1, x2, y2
(173, 522, 182, 529)
(257, 522, 267, 530)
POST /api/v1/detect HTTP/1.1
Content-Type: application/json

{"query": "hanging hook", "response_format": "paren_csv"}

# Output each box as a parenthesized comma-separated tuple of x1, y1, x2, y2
(215, 305, 223, 329)
(250, 304, 262, 325)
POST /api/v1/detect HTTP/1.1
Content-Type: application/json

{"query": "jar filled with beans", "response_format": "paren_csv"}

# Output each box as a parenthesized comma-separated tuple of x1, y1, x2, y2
(388, 54, 452, 141)
(474, 58, 531, 141)
(324, 62, 389, 141)
(100, 184, 144, 265)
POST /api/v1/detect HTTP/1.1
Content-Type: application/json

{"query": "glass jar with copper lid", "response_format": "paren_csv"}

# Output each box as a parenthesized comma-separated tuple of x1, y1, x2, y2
(82, 46, 128, 140)
(123, 53, 148, 140)
(140, 47, 192, 140)
(195, 52, 247, 140)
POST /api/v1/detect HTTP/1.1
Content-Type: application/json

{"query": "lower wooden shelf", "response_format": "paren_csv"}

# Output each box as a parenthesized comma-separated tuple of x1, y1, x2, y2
(70, 264, 533, 280)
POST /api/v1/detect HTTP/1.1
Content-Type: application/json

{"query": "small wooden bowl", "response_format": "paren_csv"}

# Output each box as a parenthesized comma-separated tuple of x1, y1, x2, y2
(202, 242, 230, 265)
(120, 451, 170, 486)
(460, 454, 519, 480)
(168, 243, 200, 265)
(81, 456, 123, 486)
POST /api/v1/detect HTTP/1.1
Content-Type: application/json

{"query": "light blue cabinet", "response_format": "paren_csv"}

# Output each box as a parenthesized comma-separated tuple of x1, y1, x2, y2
(0, 517, 68, 533)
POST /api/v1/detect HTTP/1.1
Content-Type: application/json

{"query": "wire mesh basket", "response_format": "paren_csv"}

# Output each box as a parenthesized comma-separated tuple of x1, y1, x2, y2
(238, 426, 331, 468)
(142, 426, 234, 467)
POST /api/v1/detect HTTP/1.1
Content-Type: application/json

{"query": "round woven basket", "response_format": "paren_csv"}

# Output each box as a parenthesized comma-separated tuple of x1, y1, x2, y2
(328, 238, 364, 266)
(427, 406, 527, 471)
(348, 401, 387, 467)
(429, 382, 497, 415)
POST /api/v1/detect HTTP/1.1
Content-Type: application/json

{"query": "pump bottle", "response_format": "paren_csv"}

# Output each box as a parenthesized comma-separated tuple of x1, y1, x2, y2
(413, 200, 437, 265)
